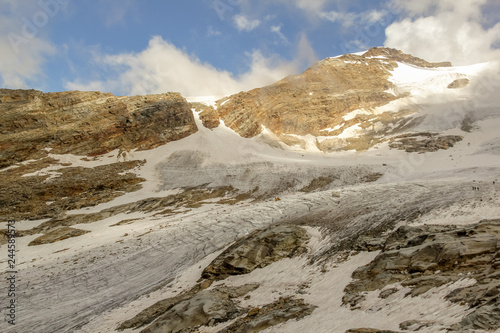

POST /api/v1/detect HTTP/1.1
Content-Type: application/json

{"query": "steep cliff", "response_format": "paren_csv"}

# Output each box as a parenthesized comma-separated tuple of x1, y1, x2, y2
(0, 89, 197, 168)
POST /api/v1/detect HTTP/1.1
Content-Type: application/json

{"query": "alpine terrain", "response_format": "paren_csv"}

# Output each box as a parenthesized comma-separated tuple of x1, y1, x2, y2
(1, 47, 500, 333)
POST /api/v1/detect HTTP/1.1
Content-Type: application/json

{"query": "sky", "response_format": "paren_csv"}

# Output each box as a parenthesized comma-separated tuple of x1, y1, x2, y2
(0, 0, 499, 97)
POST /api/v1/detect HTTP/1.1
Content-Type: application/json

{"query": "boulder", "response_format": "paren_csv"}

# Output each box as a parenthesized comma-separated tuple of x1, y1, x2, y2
(201, 225, 309, 281)
(218, 297, 316, 333)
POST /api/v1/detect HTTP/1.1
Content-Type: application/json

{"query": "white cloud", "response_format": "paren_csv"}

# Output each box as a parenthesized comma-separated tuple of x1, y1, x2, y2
(270, 25, 290, 44)
(233, 14, 261, 32)
(385, 0, 500, 65)
(264, 14, 277, 21)
(320, 9, 387, 28)
(207, 25, 222, 37)
(320, 11, 356, 27)
(65, 35, 318, 97)
(367, 9, 386, 23)
(391, 0, 486, 18)
(296, 33, 318, 66)
(0, 0, 57, 88)
(284, 0, 331, 13)
(269, 0, 351, 17)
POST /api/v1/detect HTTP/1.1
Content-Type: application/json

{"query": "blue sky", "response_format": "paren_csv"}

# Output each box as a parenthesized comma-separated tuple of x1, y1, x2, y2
(0, 0, 499, 97)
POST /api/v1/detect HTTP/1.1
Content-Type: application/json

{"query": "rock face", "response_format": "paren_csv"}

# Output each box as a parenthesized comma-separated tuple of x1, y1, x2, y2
(218, 297, 317, 333)
(28, 226, 90, 246)
(362, 47, 452, 68)
(0, 89, 197, 168)
(139, 285, 258, 333)
(199, 47, 454, 151)
(0, 88, 198, 244)
(121, 285, 316, 333)
(117, 282, 213, 331)
(388, 132, 463, 153)
(343, 220, 500, 332)
(345, 329, 402, 333)
(201, 225, 309, 281)
(448, 78, 470, 89)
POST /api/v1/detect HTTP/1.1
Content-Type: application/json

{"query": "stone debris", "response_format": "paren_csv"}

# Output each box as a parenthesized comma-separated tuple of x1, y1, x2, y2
(447, 78, 470, 89)
(120, 225, 312, 332)
(343, 220, 500, 331)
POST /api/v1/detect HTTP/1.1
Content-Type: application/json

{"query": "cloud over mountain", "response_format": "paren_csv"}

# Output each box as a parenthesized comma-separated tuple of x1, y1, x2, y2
(66, 35, 317, 97)
(385, 0, 500, 65)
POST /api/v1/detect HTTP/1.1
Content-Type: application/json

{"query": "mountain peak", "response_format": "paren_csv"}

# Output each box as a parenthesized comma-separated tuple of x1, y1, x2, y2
(360, 47, 452, 68)
(198, 48, 464, 152)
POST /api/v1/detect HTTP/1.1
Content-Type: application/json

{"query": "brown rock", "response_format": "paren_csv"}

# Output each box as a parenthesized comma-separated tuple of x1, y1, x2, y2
(119, 284, 258, 333)
(0, 89, 197, 168)
(299, 176, 336, 193)
(199, 47, 453, 151)
(388, 133, 463, 153)
(218, 297, 316, 333)
(346, 329, 402, 333)
(0, 159, 145, 222)
(28, 226, 90, 246)
(201, 225, 309, 281)
(447, 78, 470, 89)
(363, 47, 452, 68)
(343, 220, 500, 332)
(201, 48, 400, 139)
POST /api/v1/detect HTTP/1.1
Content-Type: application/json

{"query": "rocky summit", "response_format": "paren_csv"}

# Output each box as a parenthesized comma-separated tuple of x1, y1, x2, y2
(199, 48, 461, 152)
(1, 48, 500, 333)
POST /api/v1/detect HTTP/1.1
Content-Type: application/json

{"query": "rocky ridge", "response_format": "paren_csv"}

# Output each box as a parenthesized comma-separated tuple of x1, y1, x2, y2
(0, 89, 197, 168)
(199, 47, 461, 152)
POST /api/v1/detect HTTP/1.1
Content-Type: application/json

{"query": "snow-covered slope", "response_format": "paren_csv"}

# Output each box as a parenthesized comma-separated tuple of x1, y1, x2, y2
(1, 49, 500, 333)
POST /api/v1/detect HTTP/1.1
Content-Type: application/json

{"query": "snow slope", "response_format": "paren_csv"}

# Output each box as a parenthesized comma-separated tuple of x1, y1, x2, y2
(1, 60, 500, 333)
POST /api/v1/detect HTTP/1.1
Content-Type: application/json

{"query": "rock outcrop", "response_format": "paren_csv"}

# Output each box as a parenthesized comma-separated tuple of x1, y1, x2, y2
(120, 225, 313, 333)
(0, 89, 197, 168)
(218, 297, 316, 333)
(117, 282, 214, 331)
(343, 220, 500, 332)
(122, 284, 258, 333)
(388, 132, 463, 153)
(345, 329, 402, 333)
(28, 226, 90, 246)
(121, 286, 316, 333)
(362, 47, 451, 68)
(0, 159, 145, 223)
(201, 225, 309, 281)
(448, 78, 470, 89)
(0, 185, 239, 246)
(199, 47, 454, 151)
